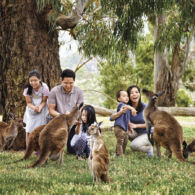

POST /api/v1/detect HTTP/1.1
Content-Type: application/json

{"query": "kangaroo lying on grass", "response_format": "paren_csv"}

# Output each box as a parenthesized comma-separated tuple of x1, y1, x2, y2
(88, 122, 111, 183)
(29, 103, 83, 168)
(0, 113, 25, 150)
(183, 140, 195, 159)
(142, 89, 194, 164)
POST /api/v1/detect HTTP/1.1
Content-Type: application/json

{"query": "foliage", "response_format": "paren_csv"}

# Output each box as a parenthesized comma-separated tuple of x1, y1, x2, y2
(134, 33, 154, 90)
(98, 60, 135, 109)
(182, 56, 195, 91)
(176, 88, 192, 107)
(98, 34, 154, 108)
(0, 126, 195, 194)
(35, 0, 195, 106)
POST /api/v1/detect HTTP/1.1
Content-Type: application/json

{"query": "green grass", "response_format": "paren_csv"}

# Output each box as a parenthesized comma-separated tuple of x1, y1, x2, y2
(0, 127, 195, 195)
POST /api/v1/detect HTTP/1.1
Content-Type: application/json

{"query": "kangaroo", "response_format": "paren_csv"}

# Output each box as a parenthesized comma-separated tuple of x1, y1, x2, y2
(87, 122, 110, 183)
(142, 89, 194, 164)
(29, 103, 83, 168)
(183, 140, 195, 159)
(24, 125, 46, 160)
(0, 112, 25, 150)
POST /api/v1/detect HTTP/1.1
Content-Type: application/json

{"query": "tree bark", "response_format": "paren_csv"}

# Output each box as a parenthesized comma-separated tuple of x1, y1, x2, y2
(0, 0, 62, 122)
(154, 15, 189, 106)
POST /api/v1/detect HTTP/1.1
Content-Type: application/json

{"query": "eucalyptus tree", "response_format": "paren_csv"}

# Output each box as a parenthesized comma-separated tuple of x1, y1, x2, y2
(76, 0, 194, 106)
(0, 0, 90, 121)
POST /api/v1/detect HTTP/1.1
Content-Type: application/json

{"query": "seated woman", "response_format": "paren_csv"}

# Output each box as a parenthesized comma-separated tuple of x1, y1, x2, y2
(67, 105, 97, 160)
(110, 85, 153, 157)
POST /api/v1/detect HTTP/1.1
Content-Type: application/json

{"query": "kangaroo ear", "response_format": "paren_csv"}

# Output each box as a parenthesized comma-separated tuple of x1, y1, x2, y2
(9, 112, 15, 120)
(79, 102, 84, 110)
(183, 141, 187, 149)
(98, 121, 103, 127)
(157, 91, 165, 97)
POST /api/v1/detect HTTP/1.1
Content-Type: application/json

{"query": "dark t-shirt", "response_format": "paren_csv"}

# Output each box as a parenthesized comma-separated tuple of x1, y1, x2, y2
(130, 102, 147, 134)
(114, 102, 131, 131)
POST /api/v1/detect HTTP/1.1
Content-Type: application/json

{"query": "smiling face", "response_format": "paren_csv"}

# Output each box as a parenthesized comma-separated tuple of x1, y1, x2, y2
(129, 87, 141, 106)
(118, 91, 129, 104)
(29, 76, 41, 91)
(62, 77, 75, 93)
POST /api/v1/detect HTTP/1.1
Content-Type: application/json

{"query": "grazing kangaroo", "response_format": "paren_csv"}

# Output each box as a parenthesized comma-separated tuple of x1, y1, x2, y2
(30, 103, 83, 168)
(88, 122, 110, 183)
(183, 140, 195, 159)
(0, 112, 25, 150)
(142, 89, 194, 164)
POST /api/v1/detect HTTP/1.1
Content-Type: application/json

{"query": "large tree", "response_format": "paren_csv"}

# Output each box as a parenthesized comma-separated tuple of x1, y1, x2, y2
(0, 0, 90, 121)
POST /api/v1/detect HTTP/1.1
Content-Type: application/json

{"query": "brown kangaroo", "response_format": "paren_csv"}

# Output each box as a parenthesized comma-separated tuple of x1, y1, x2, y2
(0, 112, 25, 150)
(30, 103, 83, 168)
(142, 89, 194, 164)
(24, 125, 46, 160)
(88, 122, 111, 183)
(183, 140, 195, 159)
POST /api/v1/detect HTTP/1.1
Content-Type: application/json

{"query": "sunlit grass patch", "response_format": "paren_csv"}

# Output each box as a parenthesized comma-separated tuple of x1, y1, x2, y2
(0, 127, 195, 194)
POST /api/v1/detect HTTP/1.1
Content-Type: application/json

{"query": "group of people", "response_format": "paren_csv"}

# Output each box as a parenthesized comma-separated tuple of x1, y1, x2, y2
(23, 68, 153, 161)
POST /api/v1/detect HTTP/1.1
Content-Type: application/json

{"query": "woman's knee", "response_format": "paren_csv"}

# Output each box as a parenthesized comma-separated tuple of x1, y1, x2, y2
(130, 141, 138, 151)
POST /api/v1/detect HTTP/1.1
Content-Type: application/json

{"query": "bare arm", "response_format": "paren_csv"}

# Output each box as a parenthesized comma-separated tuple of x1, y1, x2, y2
(110, 109, 125, 121)
(48, 104, 60, 117)
(110, 105, 137, 121)
(25, 96, 37, 111)
(75, 121, 82, 134)
(129, 122, 146, 129)
(38, 96, 48, 112)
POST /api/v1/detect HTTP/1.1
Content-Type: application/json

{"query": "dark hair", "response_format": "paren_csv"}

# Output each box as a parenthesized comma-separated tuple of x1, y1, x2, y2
(127, 85, 143, 113)
(25, 70, 42, 95)
(116, 90, 123, 102)
(81, 105, 97, 132)
(61, 69, 75, 80)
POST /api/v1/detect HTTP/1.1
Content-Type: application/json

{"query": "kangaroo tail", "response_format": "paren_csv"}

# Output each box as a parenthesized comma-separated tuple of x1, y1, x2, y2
(29, 149, 50, 168)
(172, 146, 195, 165)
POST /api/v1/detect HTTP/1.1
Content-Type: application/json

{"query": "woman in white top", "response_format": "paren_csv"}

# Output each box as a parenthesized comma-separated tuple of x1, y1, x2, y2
(23, 70, 49, 147)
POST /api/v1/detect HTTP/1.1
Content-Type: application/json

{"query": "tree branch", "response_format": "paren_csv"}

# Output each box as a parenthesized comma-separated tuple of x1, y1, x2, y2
(56, 0, 93, 30)
(74, 57, 93, 72)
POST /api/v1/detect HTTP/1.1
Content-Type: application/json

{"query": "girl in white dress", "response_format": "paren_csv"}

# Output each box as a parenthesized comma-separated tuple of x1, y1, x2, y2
(23, 70, 49, 147)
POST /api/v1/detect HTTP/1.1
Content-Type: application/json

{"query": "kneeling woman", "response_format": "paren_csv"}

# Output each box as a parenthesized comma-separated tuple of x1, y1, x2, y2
(67, 105, 97, 160)
(110, 85, 153, 157)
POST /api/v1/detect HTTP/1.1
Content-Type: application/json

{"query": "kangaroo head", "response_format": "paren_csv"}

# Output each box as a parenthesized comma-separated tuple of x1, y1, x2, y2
(9, 112, 26, 127)
(66, 102, 83, 130)
(87, 122, 102, 136)
(183, 141, 189, 159)
(142, 89, 164, 102)
(183, 140, 195, 159)
(15, 119, 26, 128)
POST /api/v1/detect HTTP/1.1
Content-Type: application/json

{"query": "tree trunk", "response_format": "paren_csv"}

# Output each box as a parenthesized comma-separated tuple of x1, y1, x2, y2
(0, 0, 62, 122)
(154, 15, 187, 106)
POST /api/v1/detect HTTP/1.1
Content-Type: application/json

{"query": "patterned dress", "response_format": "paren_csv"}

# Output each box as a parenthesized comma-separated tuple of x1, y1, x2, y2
(23, 82, 49, 133)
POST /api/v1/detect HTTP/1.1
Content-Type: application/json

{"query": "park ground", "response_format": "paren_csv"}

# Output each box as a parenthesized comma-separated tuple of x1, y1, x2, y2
(0, 116, 195, 194)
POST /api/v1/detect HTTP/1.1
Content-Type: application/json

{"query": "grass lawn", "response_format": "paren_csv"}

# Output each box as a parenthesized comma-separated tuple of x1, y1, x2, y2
(0, 121, 195, 194)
